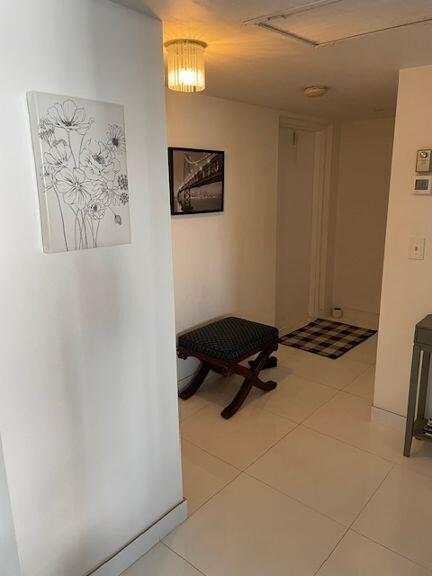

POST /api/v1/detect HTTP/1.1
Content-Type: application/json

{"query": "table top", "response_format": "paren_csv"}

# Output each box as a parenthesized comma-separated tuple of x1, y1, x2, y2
(415, 315, 432, 346)
(417, 315, 432, 331)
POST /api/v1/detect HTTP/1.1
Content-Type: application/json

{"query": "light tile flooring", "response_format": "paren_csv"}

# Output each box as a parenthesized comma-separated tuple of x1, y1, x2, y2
(125, 334, 432, 575)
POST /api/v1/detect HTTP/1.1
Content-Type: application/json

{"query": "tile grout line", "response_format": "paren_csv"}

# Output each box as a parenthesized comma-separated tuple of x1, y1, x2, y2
(345, 461, 432, 573)
(179, 402, 210, 423)
(185, 467, 243, 518)
(347, 461, 397, 530)
(298, 422, 396, 465)
(349, 527, 432, 572)
(242, 470, 348, 529)
(180, 434, 244, 471)
(160, 541, 208, 575)
(300, 421, 398, 465)
(311, 526, 350, 576)
(275, 360, 373, 393)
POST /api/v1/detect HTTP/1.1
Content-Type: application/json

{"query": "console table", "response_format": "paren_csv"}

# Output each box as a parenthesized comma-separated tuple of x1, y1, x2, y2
(404, 315, 432, 456)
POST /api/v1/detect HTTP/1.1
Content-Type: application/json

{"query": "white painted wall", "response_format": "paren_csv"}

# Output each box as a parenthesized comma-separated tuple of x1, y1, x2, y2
(0, 2, 182, 575)
(276, 128, 316, 329)
(332, 118, 394, 316)
(375, 65, 432, 416)
(166, 92, 280, 382)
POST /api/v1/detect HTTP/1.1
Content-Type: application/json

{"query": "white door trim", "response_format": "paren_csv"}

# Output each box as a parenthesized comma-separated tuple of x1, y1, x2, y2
(278, 115, 334, 321)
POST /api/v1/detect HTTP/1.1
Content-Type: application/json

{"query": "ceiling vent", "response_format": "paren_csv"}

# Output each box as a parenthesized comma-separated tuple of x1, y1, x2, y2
(244, 0, 432, 47)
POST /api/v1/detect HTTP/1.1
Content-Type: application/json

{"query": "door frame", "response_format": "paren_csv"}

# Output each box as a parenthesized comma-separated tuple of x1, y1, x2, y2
(278, 115, 334, 320)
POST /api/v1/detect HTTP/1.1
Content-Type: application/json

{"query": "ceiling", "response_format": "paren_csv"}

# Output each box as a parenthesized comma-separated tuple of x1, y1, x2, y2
(114, 0, 432, 120)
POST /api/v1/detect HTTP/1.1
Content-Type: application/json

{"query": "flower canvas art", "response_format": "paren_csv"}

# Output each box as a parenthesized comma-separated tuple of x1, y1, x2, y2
(27, 92, 131, 253)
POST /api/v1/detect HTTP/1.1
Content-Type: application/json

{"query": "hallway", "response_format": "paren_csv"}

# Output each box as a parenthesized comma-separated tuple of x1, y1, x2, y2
(125, 335, 432, 575)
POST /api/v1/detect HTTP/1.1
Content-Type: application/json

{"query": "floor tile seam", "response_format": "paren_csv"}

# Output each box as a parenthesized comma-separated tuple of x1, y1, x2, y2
(276, 358, 372, 391)
(239, 422, 302, 471)
(348, 527, 432, 573)
(179, 401, 212, 423)
(311, 526, 350, 576)
(184, 469, 243, 519)
(242, 470, 348, 530)
(348, 460, 396, 530)
(160, 541, 208, 575)
(300, 423, 398, 464)
(180, 435, 244, 472)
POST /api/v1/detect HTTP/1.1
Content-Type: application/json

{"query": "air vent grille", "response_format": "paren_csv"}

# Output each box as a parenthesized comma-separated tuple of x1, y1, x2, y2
(245, 0, 432, 47)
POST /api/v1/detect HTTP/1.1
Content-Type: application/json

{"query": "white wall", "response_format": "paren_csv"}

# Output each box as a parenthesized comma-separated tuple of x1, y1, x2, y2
(276, 128, 316, 328)
(332, 118, 394, 316)
(375, 65, 432, 416)
(166, 92, 280, 382)
(0, 2, 182, 575)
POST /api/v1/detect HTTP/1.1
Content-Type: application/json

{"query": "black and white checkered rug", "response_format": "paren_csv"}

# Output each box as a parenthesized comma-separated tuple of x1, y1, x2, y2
(280, 318, 377, 360)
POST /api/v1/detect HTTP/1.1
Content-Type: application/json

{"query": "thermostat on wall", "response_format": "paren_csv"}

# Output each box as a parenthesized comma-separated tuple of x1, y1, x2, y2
(414, 175, 432, 195)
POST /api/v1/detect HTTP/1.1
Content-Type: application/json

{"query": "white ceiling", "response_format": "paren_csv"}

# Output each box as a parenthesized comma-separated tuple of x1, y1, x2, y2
(114, 0, 432, 120)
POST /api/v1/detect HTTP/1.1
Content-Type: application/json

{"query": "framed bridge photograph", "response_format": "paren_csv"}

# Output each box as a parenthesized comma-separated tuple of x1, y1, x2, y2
(168, 147, 224, 215)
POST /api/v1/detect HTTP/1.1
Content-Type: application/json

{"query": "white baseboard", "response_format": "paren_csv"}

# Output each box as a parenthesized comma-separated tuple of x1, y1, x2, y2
(178, 369, 220, 392)
(371, 405, 406, 431)
(88, 499, 188, 576)
(277, 315, 314, 335)
(319, 307, 379, 331)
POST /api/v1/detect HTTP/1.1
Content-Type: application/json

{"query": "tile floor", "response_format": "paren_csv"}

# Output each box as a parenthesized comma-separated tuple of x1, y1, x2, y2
(124, 334, 432, 575)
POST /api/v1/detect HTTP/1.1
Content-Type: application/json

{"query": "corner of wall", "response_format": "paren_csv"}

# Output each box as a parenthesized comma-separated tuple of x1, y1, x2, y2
(0, 436, 21, 576)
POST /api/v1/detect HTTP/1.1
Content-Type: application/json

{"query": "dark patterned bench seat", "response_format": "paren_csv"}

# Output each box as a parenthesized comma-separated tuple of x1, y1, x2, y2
(178, 316, 279, 363)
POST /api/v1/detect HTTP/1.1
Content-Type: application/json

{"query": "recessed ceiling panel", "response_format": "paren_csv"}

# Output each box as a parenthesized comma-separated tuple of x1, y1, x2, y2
(248, 0, 432, 45)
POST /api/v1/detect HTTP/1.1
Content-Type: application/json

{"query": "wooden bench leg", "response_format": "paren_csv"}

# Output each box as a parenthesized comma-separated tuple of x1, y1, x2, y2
(221, 378, 253, 419)
(179, 362, 210, 400)
(253, 377, 277, 392)
(221, 346, 278, 419)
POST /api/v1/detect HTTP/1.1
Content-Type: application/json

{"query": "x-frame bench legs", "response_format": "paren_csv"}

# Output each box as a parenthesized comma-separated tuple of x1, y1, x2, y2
(178, 342, 278, 419)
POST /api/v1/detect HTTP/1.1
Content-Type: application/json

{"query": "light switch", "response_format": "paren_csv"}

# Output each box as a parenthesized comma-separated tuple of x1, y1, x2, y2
(409, 237, 426, 260)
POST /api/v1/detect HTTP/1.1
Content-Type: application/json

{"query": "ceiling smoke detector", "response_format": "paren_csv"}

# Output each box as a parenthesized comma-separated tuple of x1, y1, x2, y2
(304, 86, 329, 98)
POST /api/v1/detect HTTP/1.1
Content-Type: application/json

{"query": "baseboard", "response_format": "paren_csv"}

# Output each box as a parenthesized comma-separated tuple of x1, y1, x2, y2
(319, 307, 379, 330)
(277, 316, 314, 336)
(88, 499, 188, 576)
(371, 405, 406, 431)
(178, 368, 220, 391)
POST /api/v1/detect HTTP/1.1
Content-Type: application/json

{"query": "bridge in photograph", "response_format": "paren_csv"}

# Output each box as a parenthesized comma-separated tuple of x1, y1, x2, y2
(177, 152, 223, 194)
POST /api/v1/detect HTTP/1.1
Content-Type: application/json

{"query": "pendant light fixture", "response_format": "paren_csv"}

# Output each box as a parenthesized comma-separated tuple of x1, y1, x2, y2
(164, 39, 207, 93)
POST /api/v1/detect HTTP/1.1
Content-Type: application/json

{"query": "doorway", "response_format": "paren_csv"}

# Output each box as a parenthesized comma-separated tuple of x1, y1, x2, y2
(275, 118, 333, 333)
(276, 117, 394, 336)
(276, 127, 316, 330)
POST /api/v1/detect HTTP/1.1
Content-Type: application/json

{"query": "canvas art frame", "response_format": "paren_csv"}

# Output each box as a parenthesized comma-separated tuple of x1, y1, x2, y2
(168, 147, 225, 215)
(27, 91, 131, 253)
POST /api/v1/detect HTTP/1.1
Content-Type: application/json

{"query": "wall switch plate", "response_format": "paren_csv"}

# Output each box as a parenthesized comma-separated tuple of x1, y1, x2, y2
(417, 149, 432, 172)
(409, 237, 426, 260)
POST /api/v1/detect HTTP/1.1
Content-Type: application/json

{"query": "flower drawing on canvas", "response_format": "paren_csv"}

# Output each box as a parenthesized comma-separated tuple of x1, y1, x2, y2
(29, 93, 130, 252)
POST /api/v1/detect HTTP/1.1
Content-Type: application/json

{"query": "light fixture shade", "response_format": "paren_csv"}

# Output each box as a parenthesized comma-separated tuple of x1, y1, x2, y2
(164, 39, 207, 93)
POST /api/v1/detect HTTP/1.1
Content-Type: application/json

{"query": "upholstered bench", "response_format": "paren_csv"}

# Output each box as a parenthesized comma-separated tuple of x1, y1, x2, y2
(177, 317, 279, 419)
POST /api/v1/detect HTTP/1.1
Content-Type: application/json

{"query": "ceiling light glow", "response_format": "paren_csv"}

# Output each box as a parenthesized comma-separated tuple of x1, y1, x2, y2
(164, 39, 207, 93)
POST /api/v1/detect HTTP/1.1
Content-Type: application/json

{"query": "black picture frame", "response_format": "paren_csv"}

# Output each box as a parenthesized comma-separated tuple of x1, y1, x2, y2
(168, 147, 225, 215)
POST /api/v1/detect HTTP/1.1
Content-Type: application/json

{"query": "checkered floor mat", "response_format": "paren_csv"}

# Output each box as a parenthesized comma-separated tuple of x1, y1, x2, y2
(280, 318, 377, 360)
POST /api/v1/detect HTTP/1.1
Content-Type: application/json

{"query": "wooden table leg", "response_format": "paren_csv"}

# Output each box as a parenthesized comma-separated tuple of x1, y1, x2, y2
(179, 362, 210, 400)
(404, 344, 421, 457)
(418, 350, 430, 421)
